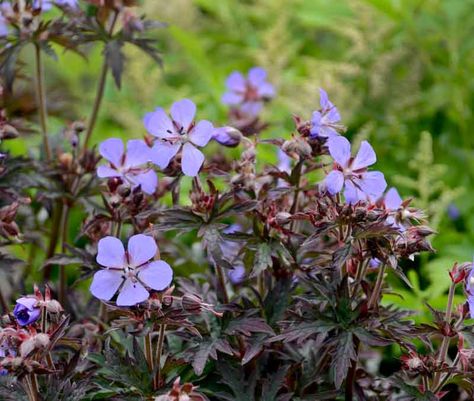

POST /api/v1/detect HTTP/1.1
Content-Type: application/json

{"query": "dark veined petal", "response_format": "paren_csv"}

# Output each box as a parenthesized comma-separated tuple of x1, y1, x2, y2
(149, 141, 181, 169)
(144, 107, 175, 138)
(170, 99, 196, 132)
(116, 278, 149, 306)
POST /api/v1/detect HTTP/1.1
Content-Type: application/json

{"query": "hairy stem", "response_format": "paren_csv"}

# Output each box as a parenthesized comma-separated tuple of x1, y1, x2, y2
(215, 264, 229, 304)
(345, 338, 360, 401)
(82, 11, 119, 150)
(367, 264, 386, 309)
(58, 204, 70, 306)
(432, 282, 456, 389)
(153, 324, 166, 390)
(44, 201, 63, 281)
(28, 374, 40, 401)
(144, 332, 154, 373)
(34, 43, 51, 161)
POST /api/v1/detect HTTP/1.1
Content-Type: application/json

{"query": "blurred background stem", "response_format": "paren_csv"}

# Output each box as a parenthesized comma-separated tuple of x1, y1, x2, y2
(34, 43, 51, 162)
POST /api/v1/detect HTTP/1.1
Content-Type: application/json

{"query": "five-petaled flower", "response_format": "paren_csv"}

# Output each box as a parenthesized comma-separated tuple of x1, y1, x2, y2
(13, 298, 41, 326)
(90, 234, 173, 306)
(324, 136, 387, 203)
(144, 99, 214, 177)
(97, 138, 158, 195)
(310, 88, 342, 139)
(221, 67, 275, 118)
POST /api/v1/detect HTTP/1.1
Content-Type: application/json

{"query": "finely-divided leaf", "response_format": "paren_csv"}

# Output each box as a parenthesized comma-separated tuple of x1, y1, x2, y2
(225, 317, 274, 337)
(105, 40, 125, 88)
(192, 338, 234, 375)
(331, 331, 356, 389)
(250, 242, 272, 278)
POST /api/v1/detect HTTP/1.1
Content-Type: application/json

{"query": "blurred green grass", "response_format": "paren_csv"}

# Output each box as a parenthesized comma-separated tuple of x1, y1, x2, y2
(5, 0, 474, 319)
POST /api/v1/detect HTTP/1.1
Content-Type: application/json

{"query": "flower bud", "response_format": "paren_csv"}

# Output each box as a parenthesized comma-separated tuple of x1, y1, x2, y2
(212, 126, 242, 147)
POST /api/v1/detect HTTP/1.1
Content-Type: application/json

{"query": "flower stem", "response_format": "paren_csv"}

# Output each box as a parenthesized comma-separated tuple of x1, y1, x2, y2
(367, 264, 386, 309)
(215, 264, 229, 304)
(153, 324, 166, 390)
(82, 11, 119, 151)
(345, 337, 360, 401)
(34, 43, 51, 162)
(58, 204, 70, 307)
(144, 332, 154, 373)
(432, 282, 456, 389)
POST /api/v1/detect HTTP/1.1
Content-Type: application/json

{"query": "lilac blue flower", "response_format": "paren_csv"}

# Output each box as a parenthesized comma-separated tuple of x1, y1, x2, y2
(144, 99, 214, 177)
(323, 136, 387, 204)
(13, 297, 41, 326)
(222, 67, 275, 118)
(90, 234, 173, 307)
(310, 88, 342, 139)
(97, 138, 157, 195)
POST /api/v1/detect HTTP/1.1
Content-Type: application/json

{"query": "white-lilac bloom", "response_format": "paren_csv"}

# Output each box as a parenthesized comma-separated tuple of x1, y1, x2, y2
(90, 235, 173, 307)
(310, 88, 342, 139)
(324, 136, 387, 204)
(97, 138, 158, 195)
(144, 99, 214, 177)
(222, 67, 275, 118)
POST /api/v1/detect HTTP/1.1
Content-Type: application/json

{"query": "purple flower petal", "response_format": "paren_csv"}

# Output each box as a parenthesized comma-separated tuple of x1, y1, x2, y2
(385, 187, 402, 210)
(116, 278, 149, 306)
(128, 170, 158, 195)
(326, 106, 341, 124)
(16, 297, 37, 310)
(127, 234, 157, 267)
(352, 141, 376, 170)
(327, 136, 351, 167)
(97, 165, 121, 178)
(319, 88, 330, 109)
(212, 126, 241, 147)
(324, 170, 344, 195)
(97, 236, 126, 268)
(257, 82, 275, 98)
(150, 141, 181, 169)
(359, 171, 387, 199)
(278, 149, 291, 173)
(469, 296, 474, 319)
(344, 179, 366, 204)
(124, 140, 150, 168)
(248, 67, 267, 86)
(90, 269, 123, 301)
(170, 99, 196, 132)
(222, 92, 244, 105)
(240, 101, 263, 117)
(144, 108, 175, 138)
(138, 260, 173, 291)
(0, 16, 8, 37)
(181, 143, 204, 176)
(225, 71, 246, 91)
(99, 138, 124, 167)
(189, 120, 213, 147)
